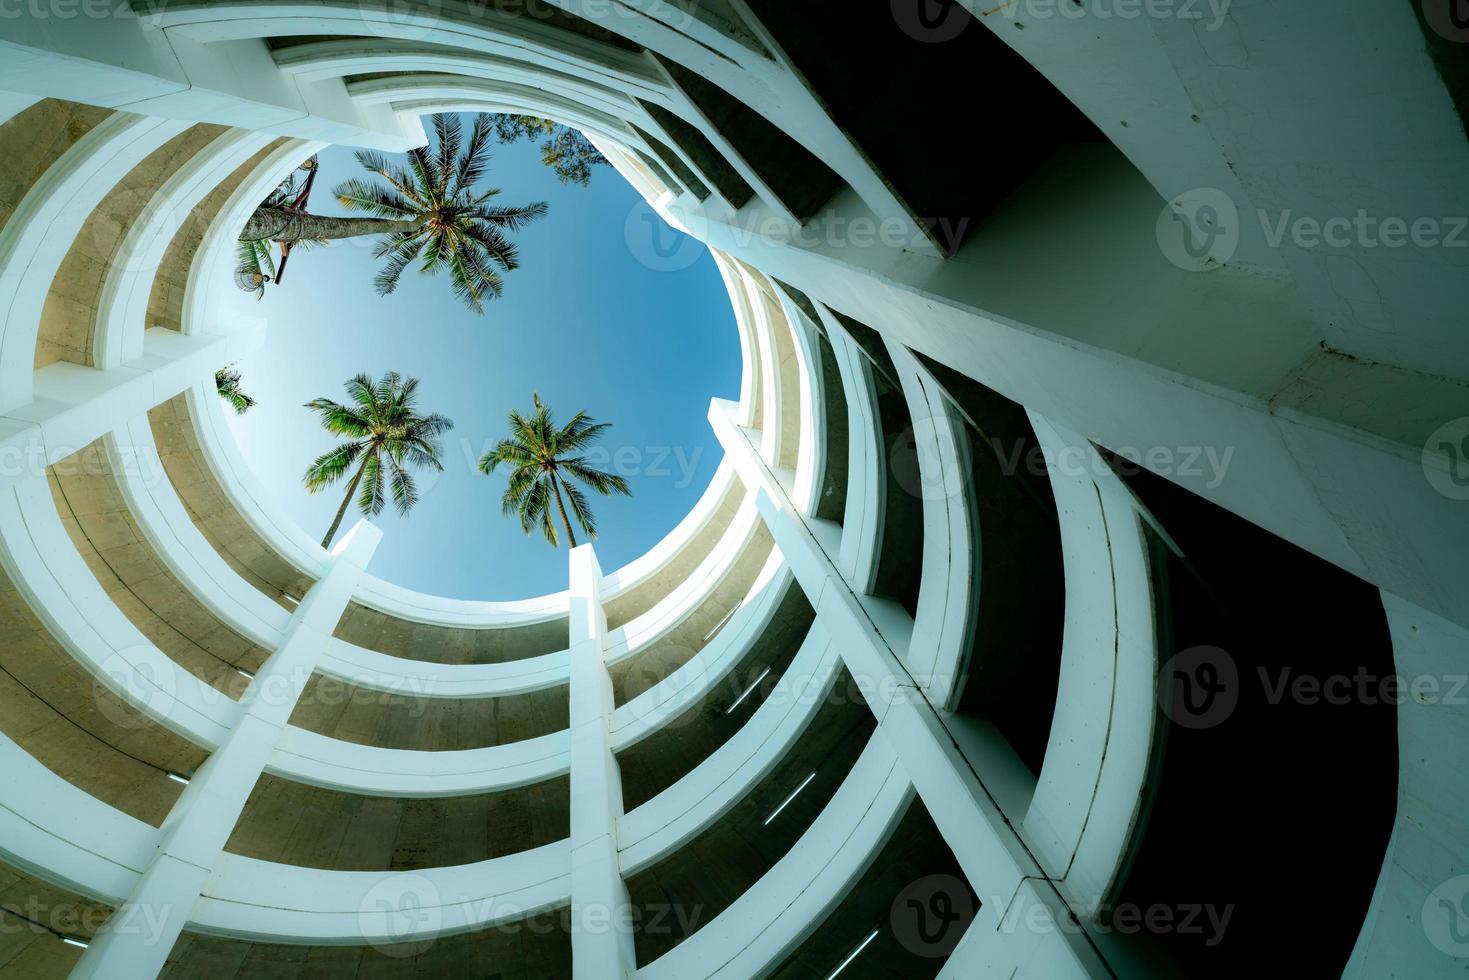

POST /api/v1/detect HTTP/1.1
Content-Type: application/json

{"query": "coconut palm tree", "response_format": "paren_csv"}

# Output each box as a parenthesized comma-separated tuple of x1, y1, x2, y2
(479, 394, 631, 549)
(303, 372, 454, 550)
(334, 113, 549, 314)
(238, 156, 420, 247)
(214, 367, 256, 415)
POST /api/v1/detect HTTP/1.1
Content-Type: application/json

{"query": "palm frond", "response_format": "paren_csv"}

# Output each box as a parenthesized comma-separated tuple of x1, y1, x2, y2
(431, 113, 461, 198)
(450, 113, 496, 196)
(358, 452, 386, 516)
(387, 456, 419, 516)
(303, 441, 363, 493)
(559, 477, 598, 540)
(353, 149, 429, 208)
(556, 416, 612, 453)
(404, 145, 437, 201)
(334, 176, 417, 219)
(467, 200, 550, 232)
(304, 398, 371, 438)
(215, 367, 257, 414)
(373, 233, 428, 296)
(561, 460, 631, 497)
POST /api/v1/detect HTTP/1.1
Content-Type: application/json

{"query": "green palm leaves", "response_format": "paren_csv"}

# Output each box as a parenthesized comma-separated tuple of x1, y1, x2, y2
(214, 367, 256, 415)
(335, 113, 549, 315)
(303, 372, 454, 549)
(479, 394, 632, 549)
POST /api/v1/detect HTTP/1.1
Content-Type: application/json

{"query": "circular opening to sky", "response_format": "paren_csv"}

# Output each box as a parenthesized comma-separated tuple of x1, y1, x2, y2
(221, 113, 740, 600)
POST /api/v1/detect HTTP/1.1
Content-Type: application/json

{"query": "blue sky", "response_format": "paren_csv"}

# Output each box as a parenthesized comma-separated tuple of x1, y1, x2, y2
(221, 118, 739, 600)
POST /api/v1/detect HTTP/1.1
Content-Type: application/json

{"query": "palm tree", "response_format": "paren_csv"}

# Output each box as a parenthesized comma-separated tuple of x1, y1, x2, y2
(237, 206, 421, 244)
(334, 113, 549, 314)
(214, 367, 256, 414)
(237, 155, 389, 296)
(479, 394, 631, 549)
(238, 156, 421, 247)
(302, 372, 454, 550)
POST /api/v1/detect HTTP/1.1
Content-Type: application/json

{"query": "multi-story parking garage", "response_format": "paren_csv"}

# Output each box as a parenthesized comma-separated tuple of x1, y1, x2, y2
(0, 2, 1466, 977)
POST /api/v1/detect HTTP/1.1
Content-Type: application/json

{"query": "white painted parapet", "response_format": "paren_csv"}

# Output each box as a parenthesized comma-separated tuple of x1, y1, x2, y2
(1020, 414, 1159, 916)
(0, 112, 191, 412)
(568, 544, 637, 978)
(633, 734, 912, 979)
(817, 308, 884, 592)
(884, 340, 978, 708)
(72, 520, 381, 979)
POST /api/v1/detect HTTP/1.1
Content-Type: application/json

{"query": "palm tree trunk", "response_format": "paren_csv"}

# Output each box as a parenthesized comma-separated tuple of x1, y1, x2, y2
(323, 458, 369, 550)
(240, 206, 420, 244)
(550, 476, 577, 549)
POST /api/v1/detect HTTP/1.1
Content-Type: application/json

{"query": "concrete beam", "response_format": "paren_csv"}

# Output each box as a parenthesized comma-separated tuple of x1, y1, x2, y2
(0, 6, 422, 150)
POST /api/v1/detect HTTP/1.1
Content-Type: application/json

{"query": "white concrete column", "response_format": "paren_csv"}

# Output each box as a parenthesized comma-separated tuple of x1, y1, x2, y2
(567, 544, 636, 979)
(709, 397, 1107, 977)
(71, 521, 381, 980)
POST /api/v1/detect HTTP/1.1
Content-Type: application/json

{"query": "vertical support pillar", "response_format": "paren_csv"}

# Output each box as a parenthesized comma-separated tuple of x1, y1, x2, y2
(567, 543, 636, 979)
(708, 396, 1107, 977)
(72, 521, 381, 979)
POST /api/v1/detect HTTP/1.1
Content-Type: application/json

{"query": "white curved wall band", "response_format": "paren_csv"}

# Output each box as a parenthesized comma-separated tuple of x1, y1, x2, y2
(634, 734, 911, 980)
(115, 402, 774, 709)
(884, 340, 978, 709)
(0, 112, 191, 413)
(1020, 414, 1159, 912)
(618, 623, 839, 875)
(776, 288, 825, 517)
(610, 551, 790, 751)
(0, 730, 155, 904)
(94, 127, 281, 370)
(192, 843, 572, 944)
(819, 308, 884, 592)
